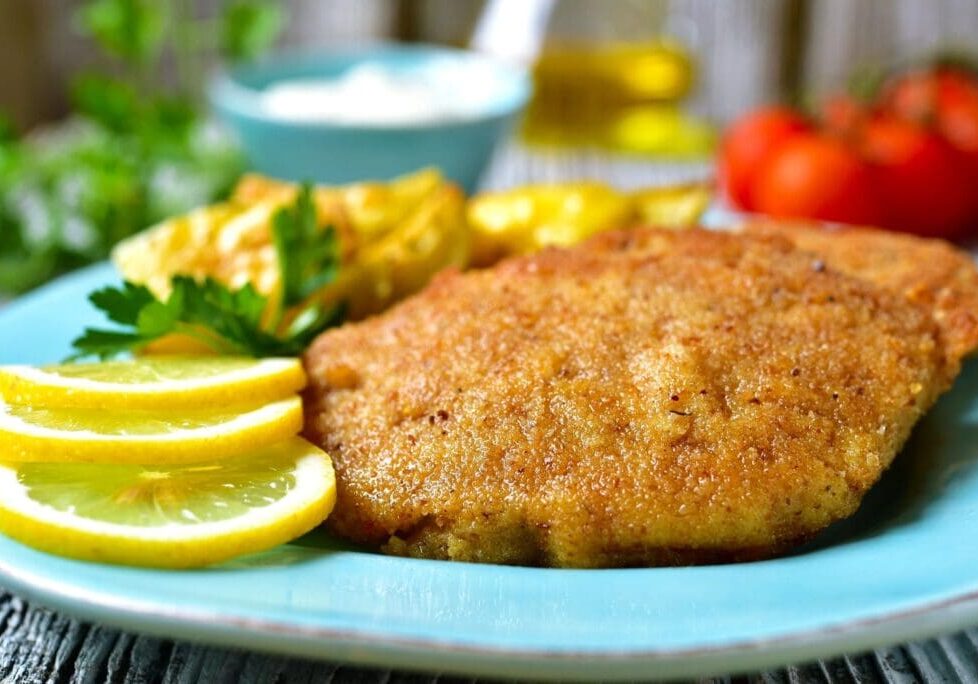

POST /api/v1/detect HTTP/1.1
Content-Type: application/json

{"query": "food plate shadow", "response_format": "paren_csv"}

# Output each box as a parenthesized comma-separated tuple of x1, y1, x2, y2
(795, 358, 978, 555)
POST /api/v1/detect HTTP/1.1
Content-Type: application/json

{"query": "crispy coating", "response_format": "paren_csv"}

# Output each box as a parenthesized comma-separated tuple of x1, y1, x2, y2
(740, 220, 978, 362)
(303, 228, 959, 567)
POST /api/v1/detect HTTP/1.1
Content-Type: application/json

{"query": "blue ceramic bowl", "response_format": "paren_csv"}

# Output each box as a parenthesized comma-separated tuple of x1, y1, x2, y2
(209, 45, 530, 192)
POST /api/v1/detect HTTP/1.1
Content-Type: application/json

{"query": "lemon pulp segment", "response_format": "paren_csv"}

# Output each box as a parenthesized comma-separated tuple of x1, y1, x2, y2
(44, 357, 259, 382)
(20, 453, 295, 525)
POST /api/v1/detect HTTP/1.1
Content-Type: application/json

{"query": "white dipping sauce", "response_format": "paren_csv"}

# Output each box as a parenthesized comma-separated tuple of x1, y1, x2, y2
(260, 59, 501, 125)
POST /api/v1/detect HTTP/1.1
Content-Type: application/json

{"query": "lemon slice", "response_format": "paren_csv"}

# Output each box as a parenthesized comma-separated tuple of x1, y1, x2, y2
(0, 438, 335, 568)
(0, 396, 302, 464)
(0, 357, 306, 410)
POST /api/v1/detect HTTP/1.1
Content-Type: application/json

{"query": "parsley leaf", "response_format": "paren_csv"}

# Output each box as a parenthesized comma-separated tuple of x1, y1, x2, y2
(71, 276, 281, 359)
(70, 187, 344, 360)
(279, 301, 346, 354)
(69, 329, 147, 360)
(272, 183, 340, 308)
(89, 281, 156, 325)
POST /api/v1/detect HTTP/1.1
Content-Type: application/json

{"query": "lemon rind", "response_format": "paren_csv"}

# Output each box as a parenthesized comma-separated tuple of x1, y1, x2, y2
(0, 397, 303, 464)
(0, 440, 336, 568)
(0, 358, 306, 410)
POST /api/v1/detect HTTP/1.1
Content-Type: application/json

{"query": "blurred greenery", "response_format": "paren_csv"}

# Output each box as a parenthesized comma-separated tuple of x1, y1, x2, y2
(221, 0, 286, 61)
(77, 0, 168, 65)
(0, 0, 285, 295)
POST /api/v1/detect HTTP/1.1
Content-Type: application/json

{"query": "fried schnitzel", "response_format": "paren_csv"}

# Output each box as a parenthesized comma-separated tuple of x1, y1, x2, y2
(303, 228, 971, 567)
(740, 219, 978, 363)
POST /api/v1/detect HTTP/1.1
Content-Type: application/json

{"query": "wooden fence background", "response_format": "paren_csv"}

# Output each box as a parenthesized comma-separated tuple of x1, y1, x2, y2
(0, 0, 976, 131)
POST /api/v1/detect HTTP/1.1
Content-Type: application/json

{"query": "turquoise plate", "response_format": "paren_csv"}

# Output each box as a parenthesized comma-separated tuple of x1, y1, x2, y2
(1, 262, 977, 681)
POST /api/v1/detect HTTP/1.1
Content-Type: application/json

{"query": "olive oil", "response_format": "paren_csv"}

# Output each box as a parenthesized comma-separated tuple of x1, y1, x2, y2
(522, 39, 714, 157)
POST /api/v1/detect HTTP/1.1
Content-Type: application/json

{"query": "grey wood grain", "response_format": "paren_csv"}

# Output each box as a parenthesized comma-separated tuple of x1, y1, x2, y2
(804, 0, 978, 98)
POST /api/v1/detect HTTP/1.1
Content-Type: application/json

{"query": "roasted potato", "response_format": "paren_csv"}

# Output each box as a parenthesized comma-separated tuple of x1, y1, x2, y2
(466, 181, 711, 266)
(630, 182, 713, 228)
(113, 168, 469, 329)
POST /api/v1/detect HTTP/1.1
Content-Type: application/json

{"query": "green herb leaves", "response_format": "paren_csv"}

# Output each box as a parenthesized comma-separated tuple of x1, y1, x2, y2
(77, 0, 287, 70)
(77, 0, 167, 66)
(221, 0, 286, 61)
(71, 185, 344, 360)
(272, 183, 341, 308)
(73, 278, 274, 359)
(0, 2, 287, 296)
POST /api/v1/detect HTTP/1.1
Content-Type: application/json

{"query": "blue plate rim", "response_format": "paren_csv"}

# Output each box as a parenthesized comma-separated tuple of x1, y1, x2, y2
(3, 543, 978, 681)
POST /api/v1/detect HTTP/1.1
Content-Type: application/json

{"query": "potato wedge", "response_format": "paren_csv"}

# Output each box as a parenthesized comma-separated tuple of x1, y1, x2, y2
(112, 168, 469, 337)
(466, 181, 711, 267)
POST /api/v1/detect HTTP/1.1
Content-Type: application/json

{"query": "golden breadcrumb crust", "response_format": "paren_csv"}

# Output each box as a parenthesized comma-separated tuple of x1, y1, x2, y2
(303, 228, 957, 567)
(740, 219, 978, 363)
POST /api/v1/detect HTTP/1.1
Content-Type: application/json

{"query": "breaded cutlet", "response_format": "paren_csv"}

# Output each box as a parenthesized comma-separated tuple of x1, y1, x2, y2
(739, 219, 978, 363)
(303, 228, 967, 567)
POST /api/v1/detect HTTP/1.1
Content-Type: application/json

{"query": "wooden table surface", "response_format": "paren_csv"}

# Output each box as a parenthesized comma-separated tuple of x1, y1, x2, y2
(1, 146, 977, 683)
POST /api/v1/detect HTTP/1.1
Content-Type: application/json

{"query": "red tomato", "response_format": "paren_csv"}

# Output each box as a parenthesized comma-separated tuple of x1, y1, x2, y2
(937, 79, 978, 233)
(752, 133, 882, 226)
(862, 117, 976, 238)
(821, 94, 868, 138)
(719, 107, 810, 210)
(880, 68, 936, 123)
(882, 67, 978, 158)
(935, 71, 978, 176)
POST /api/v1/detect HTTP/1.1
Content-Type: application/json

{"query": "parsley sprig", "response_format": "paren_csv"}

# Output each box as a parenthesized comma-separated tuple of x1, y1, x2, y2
(70, 184, 344, 359)
(272, 181, 341, 310)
